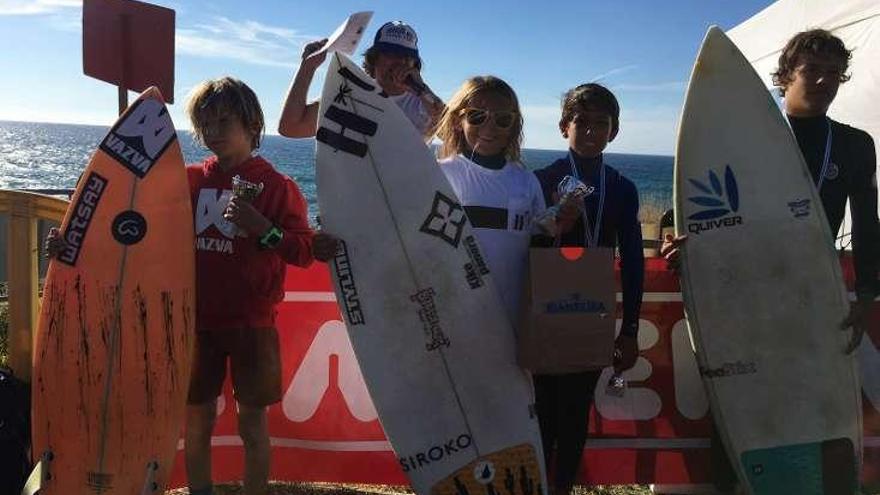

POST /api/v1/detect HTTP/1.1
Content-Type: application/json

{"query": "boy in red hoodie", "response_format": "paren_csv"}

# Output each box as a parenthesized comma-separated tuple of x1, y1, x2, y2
(184, 77, 322, 495)
(44, 77, 335, 495)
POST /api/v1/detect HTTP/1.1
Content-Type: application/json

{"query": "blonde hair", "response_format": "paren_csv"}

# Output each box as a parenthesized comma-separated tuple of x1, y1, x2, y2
(434, 76, 523, 163)
(185, 76, 265, 150)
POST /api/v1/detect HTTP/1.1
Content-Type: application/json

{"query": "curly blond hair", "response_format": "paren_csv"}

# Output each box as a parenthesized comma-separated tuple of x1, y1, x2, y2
(434, 76, 523, 163)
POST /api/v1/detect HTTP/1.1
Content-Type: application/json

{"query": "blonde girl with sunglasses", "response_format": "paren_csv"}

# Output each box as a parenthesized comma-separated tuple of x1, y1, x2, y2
(434, 76, 547, 322)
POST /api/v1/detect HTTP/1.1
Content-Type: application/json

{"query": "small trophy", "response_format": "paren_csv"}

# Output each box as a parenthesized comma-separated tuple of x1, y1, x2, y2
(231, 175, 264, 202)
(535, 175, 594, 237)
(605, 348, 627, 398)
(226, 175, 264, 238)
(605, 371, 627, 398)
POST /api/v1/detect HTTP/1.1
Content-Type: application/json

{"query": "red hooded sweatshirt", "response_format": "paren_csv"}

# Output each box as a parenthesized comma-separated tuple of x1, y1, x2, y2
(187, 155, 314, 331)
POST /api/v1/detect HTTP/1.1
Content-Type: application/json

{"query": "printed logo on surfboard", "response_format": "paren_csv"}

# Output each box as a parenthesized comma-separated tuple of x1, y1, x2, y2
(473, 461, 496, 484)
(99, 97, 176, 178)
(111, 210, 147, 245)
(58, 172, 108, 266)
(787, 199, 811, 218)
(315, 62, 384, 158)
(699, 360, 757, 378)
(430, 444, 542, 495)
(463, 235, 490, 289)
(399, 433, 473, 473)
(420, 191, 468, 248)
(686, 165, 743, 235)
(333, 240, 365, 325)
(410, 287, 449, 351)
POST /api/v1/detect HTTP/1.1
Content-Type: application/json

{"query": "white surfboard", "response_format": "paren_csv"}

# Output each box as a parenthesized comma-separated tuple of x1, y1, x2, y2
(315, 52, 546, 495)
(675, 27, 862, 495)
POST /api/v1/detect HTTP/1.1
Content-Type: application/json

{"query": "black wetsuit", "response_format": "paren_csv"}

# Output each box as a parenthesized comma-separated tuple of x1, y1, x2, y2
(789, 115, 879, 300)
(531, 150, 645, 493)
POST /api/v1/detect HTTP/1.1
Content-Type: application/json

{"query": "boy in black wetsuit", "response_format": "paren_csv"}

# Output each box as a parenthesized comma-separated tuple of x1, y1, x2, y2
(532, 83, 644, 495)
(774, 29, 879, 349)
(662, 28, 879, 494)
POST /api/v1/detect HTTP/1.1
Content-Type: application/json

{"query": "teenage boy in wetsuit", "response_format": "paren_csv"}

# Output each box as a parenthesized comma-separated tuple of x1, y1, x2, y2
(775, 29, 879, 346)
(662, 28, 879, 493)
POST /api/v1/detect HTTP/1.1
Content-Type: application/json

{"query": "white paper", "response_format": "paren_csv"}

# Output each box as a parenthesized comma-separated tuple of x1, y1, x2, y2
(317, 11, 374, 56)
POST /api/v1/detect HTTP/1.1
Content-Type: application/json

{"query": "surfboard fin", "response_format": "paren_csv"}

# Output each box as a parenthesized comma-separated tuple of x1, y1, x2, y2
(20, 451, 53, 495)
(140, 460, 160, 494)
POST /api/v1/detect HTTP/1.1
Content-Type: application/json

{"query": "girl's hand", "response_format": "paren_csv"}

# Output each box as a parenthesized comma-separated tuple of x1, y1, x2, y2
(312, 232, 340, 262)
(44, 227, 67, 259)
(224, 197, 272, 237)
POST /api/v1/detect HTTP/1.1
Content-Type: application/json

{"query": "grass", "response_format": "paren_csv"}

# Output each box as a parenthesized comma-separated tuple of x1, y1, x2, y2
(165, 483, 653, 495)
(639, 195, 671, 227)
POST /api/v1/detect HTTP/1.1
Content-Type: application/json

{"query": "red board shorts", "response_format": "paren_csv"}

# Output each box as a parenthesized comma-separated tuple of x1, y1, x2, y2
(187, 327, 282, 407)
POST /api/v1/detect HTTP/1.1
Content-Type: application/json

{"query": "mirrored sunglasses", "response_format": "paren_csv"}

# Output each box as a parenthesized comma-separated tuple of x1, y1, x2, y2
(462, 108, 518, 129)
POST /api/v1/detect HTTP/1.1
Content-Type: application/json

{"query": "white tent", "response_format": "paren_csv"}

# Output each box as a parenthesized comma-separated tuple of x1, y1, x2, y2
(728, 0, 880, 247)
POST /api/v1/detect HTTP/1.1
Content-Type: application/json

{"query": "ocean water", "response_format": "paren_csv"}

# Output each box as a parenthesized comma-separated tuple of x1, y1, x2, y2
(0, 120, 673, 222)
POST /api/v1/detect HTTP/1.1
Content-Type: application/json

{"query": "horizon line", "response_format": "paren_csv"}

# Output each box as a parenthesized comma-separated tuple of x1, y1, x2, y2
(0, 118, 674, 157)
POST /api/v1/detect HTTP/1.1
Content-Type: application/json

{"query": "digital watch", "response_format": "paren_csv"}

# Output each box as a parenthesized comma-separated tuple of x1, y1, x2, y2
(259, 225, 283, 249)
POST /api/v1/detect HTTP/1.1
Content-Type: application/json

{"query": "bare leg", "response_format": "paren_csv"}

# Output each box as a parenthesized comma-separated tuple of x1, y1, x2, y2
(238, 403, 271, 495)
(185, 401, 218, 493)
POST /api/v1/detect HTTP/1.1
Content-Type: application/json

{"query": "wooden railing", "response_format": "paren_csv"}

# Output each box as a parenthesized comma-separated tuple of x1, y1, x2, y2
(0, 190, 69, 381)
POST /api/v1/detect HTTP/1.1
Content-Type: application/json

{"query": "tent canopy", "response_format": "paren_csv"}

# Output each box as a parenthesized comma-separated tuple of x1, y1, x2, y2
(728, 0, 880, 236)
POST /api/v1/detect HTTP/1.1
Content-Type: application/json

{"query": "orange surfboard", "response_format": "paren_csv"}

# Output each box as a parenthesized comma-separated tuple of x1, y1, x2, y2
(32, 87, 195, 495)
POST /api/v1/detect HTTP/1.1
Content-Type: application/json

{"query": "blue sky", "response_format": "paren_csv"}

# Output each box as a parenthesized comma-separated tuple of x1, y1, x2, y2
(0, 0, 774, 154)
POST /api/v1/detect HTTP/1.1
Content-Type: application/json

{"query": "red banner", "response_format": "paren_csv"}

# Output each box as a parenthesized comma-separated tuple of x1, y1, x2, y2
(168, 257, 880, 489)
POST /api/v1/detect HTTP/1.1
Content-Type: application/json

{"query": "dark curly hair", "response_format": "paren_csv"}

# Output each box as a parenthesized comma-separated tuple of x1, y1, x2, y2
(362, 46, 422, 77)
(772, 29, 852, 95)
(559, 83, 620, 136)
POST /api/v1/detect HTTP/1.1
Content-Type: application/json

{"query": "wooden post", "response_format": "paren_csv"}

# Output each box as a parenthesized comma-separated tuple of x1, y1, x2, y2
(117, 13, 131, 115)
(118, 88, 128, 116)
(7, 198, 38, 381)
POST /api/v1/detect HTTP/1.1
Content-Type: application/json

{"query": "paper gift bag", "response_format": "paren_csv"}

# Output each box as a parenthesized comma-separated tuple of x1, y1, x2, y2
(517, 247, 616, 374)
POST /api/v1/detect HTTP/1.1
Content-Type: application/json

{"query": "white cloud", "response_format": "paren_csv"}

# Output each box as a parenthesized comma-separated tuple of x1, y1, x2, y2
(589, 64, 639, 83)
(613, 81, 686, 92)
(176, 16, 314, 68)
(0, 0, 80, 16)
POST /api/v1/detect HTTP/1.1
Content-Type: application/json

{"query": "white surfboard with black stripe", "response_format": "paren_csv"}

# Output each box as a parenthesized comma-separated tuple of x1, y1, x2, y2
(315, 52, 546, 495)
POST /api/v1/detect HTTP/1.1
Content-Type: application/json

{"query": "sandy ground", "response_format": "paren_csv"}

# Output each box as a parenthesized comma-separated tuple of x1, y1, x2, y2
(164, 483, 653, 495)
